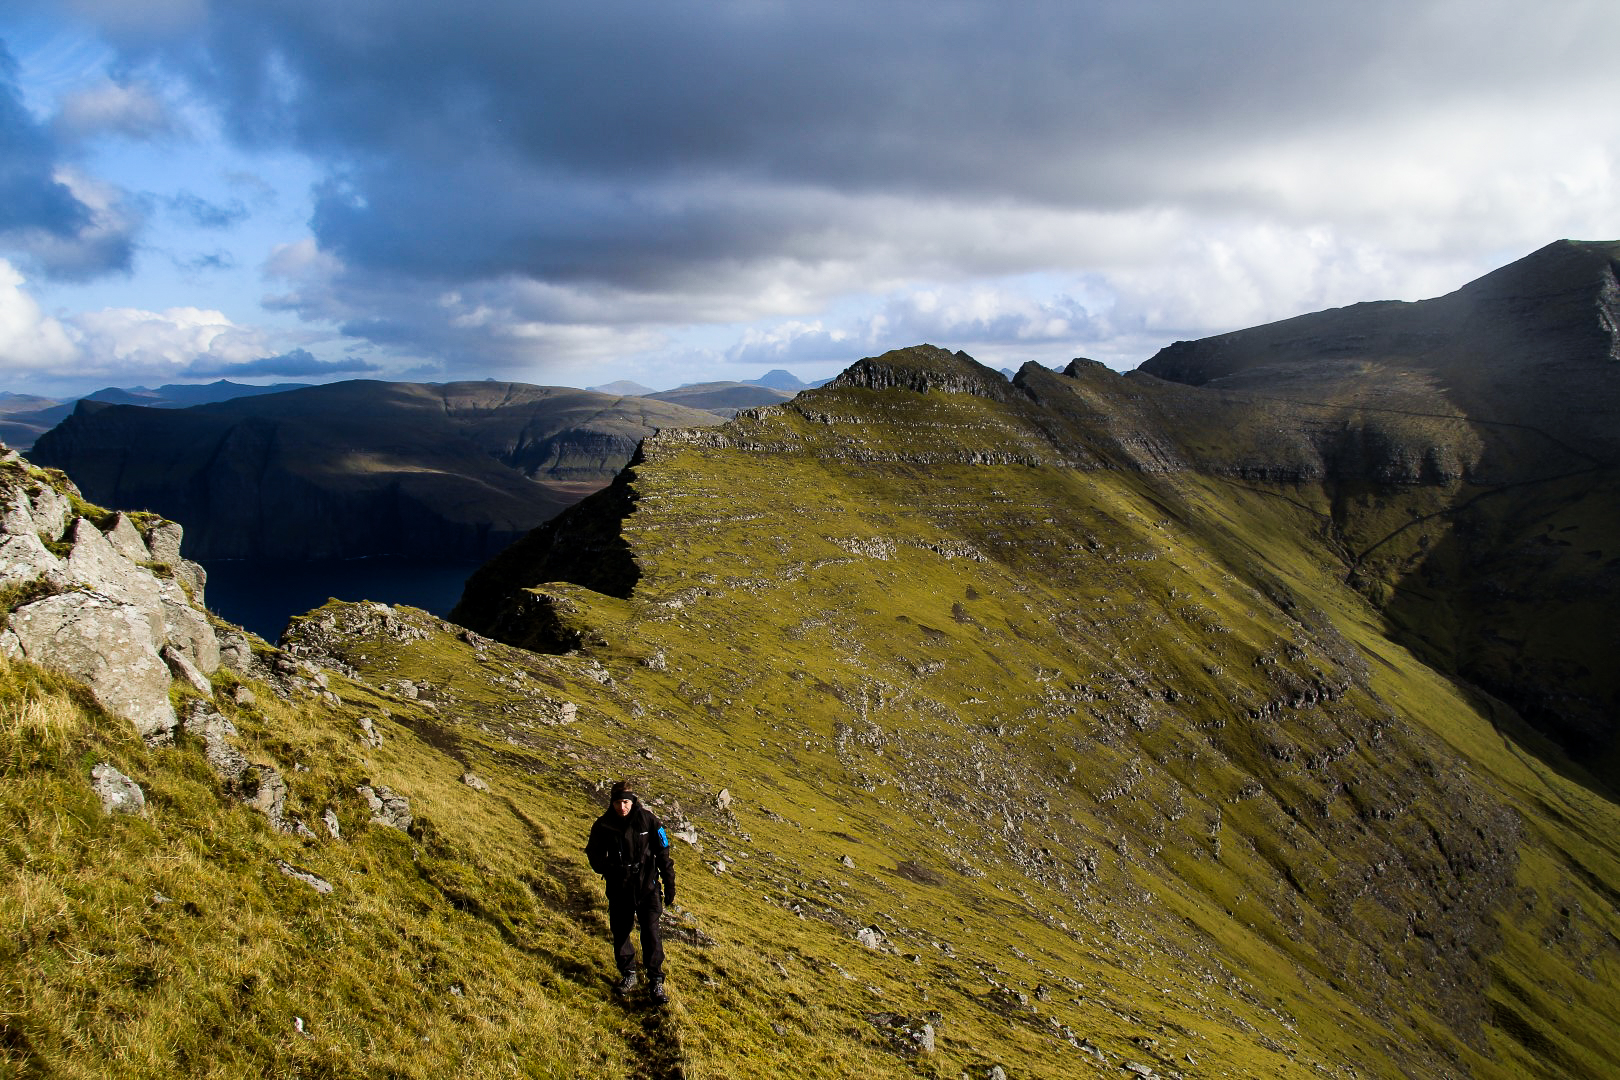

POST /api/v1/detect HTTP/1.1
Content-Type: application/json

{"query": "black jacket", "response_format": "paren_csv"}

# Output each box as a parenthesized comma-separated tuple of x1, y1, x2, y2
(585, 797, 676, 897)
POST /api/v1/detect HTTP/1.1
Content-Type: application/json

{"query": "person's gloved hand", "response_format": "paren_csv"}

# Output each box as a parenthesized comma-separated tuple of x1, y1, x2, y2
(664, 883, 676, 906)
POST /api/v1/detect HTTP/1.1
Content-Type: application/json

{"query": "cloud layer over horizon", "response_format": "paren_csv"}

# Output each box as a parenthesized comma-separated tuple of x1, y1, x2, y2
(3, 1, 1619, 394)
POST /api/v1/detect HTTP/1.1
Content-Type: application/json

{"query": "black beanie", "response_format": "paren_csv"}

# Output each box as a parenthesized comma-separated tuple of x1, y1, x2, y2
(609, 780, 635, 803)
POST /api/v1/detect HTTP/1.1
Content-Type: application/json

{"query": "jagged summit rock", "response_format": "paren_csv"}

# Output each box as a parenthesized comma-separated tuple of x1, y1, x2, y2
(827, 345, 1014, 401)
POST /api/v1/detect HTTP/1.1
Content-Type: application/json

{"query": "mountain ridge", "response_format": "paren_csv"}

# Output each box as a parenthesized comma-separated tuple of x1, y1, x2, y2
(447, 328, 1620, 1076)
(27, 379, 725, 562)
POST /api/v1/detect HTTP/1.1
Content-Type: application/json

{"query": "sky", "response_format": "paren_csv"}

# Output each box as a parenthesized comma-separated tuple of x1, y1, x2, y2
(2, 1, 1619, 399)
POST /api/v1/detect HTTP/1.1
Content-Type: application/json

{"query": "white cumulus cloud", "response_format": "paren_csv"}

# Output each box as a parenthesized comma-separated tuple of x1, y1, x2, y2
(0, 259, 78, 373)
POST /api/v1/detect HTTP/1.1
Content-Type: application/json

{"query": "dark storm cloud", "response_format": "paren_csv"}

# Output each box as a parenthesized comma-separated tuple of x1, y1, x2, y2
(0, 42, 138, 279)
(135, 1, 1542, 285)
(79, 0, 1620, 374)
(0, 44, 91, 240)
(182, 346, 379, 377)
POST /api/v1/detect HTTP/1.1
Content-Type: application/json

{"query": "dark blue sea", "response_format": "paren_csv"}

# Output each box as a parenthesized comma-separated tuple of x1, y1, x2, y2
(199, 557, 483, 643)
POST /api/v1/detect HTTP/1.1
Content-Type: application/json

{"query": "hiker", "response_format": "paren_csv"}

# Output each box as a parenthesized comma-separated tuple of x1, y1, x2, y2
(585, 779, 677, 1004)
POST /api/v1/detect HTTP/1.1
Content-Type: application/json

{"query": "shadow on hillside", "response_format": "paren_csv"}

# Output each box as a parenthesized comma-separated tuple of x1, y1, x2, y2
(1378, 498, 1620, 802)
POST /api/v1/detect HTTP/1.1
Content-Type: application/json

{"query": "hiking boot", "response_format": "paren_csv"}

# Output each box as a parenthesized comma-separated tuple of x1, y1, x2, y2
(613, 970, 637, 998)
(649, 973, 667, 1005)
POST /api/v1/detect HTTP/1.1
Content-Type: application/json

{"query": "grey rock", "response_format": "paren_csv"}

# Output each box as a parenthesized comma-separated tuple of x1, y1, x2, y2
(358, 716, 382, 748)
(1, 477, 71, 540)
(145, 521, 206, 600)
(715, 787, 733, 811)
(64, 519, 165, 642)
(10, 592, 177, 743)
(90, 763, 145, 815)
(216, 631, 260, 677)
(276, 861, 333, 894)
(243, 765, 316, 838)
(158, 585, 220, 674)
(54, 517, 220, 676)
(0, 530, 65, 592)
(321, 808, 342, 839)
(105, 513, 151, 562)
(358, 785, 412, 831)
(461, 771, 490, 792)
(181, 702, 249, 785)
(856, 926, 887, 949)
(163, 644, 212, 695)
(180, 704, 313, 837)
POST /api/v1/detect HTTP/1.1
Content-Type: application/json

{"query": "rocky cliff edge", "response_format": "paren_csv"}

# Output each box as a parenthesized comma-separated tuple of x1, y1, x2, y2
(0, 445, 258, 742)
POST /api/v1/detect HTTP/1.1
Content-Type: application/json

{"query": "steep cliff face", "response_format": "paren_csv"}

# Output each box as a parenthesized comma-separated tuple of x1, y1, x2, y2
(1137, 241, 1620, 775)
(28, 380, 724, 561)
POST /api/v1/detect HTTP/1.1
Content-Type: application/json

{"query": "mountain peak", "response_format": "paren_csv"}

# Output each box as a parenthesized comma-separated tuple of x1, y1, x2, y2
(825, 344, 1012, 400)
(748, 369, 809, 391)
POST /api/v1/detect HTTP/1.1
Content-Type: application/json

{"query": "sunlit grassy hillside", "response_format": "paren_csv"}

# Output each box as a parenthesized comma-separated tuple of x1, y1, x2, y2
(5, 346, 1619, 1078)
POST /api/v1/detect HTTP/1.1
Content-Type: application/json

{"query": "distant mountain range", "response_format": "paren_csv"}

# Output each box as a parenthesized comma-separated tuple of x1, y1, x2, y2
(28, 380, 724, 561)
(0, 380, 312, 449)
(6, 370, 824, 450)
(590, 368, 825, 415)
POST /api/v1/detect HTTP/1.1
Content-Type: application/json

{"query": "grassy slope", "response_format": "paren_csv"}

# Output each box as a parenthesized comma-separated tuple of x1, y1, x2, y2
(4, 373, 1619, 1078)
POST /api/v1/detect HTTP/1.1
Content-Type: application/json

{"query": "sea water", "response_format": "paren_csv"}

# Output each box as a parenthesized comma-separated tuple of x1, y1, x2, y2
(199, 557, 484, 643)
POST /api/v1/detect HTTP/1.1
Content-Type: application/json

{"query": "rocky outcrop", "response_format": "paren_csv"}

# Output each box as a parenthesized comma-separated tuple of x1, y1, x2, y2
(0, 448, 223, 741)
(827, 345, 1014, 401)
(9, 593, 181, 742)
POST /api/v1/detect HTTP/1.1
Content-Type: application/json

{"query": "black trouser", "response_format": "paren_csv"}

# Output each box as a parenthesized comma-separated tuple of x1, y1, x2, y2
(608, 884, 664, 976)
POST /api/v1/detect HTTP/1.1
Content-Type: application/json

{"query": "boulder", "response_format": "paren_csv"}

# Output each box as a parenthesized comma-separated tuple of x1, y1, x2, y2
(59, 518, 220, 676)
(64, 518, 165, 638)
(277, 860, 333, 894)
(358, 785, 412, 831)
(180, 702, 249, 784)
(242, 764, 315, 838)
(9, 592, 177, 743)
(216, 630, 261, 677)
(0, 475, 72, 540)
(0, 531, 65, 592)
(90, 763, 145, 815)
(104, 513, 151, 562)
(145, 521, 206, 600)
(164, 645, 212, 694)
(159, 586, 220, 674)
